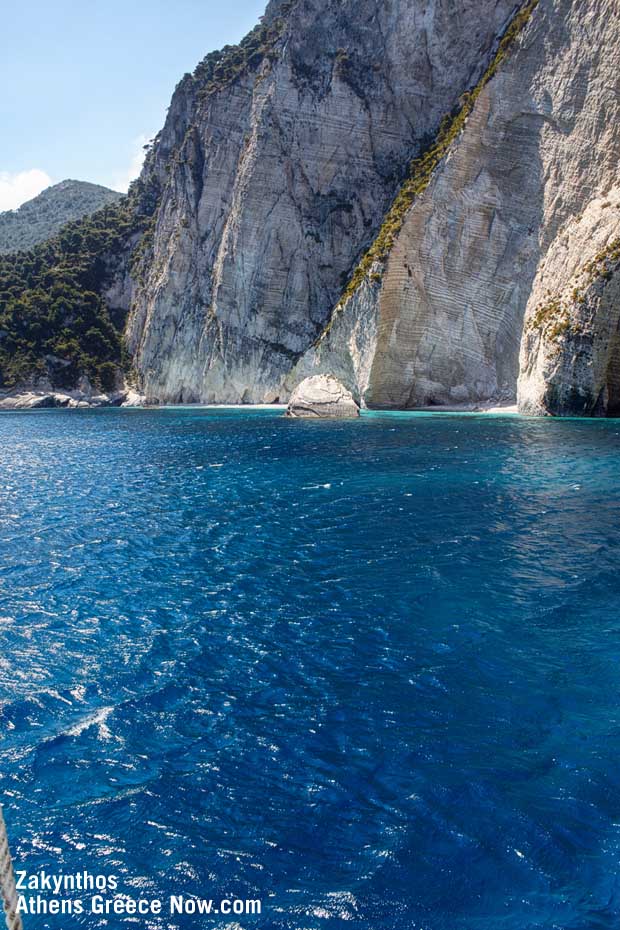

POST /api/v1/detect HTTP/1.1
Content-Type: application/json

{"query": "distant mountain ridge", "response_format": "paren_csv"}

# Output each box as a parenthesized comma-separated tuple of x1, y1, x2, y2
(0, 180, 122, 254)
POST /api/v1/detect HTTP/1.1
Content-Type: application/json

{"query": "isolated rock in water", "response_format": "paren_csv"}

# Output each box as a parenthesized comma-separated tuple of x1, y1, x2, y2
(287, 376, 360, 419)
(121, 389, 146, 408)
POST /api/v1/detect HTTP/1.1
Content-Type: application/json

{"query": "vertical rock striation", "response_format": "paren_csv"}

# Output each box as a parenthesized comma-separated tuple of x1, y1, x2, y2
(126, 0, 522, 404)
(304, 0, 620, 414)
(519, 200, 620, 416)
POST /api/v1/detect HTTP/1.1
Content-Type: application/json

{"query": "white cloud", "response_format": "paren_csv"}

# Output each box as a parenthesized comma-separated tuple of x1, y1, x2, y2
(0, 168, 53, 211)
(112, 135, 149, 193)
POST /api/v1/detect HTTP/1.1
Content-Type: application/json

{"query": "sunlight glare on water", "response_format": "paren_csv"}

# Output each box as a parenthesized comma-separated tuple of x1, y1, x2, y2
(1, 408, 620, 929)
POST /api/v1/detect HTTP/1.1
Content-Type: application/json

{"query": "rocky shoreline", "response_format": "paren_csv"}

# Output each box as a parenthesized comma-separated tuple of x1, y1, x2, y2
(0, 388, 145, 410)
(0, 389, 521, 416)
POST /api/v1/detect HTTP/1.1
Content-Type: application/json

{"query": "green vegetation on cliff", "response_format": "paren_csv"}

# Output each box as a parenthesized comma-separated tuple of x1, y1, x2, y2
(581, 237, 620, 283)
(338, 0, 540, 305)
(0, 181, 122, 256)
(194, 0, 297, 95)
(0, 3, 303, 394)
(0, 177, 157, 392)
(529, 236, 620, 344)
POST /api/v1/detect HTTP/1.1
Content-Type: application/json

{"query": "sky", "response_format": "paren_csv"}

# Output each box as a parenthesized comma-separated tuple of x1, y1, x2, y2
(0, 0, 267, 210)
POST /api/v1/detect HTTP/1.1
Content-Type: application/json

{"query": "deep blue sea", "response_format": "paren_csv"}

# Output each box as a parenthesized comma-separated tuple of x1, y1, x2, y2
(1, 408, 620, 930)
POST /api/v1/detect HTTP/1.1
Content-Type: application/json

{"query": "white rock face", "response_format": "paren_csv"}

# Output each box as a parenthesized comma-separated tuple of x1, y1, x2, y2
(126, 0, 520, 404)
(518, 192, 620, 416)
(326, 0, 619, 412)
(0, 392, 70, 410)
(285, 269, 381, 406)
(287, 375, 360, 418)
(0, 386, 143, 410)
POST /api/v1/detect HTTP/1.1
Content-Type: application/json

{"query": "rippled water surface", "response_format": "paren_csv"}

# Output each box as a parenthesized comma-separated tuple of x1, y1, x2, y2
(1, 408, 620, 929)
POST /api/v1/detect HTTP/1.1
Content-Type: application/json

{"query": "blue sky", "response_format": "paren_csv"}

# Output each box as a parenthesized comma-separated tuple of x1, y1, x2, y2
(0, 0, 266, 209)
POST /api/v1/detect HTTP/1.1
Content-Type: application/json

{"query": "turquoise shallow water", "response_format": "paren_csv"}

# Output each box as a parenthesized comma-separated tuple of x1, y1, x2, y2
(1, 408, 620, 929)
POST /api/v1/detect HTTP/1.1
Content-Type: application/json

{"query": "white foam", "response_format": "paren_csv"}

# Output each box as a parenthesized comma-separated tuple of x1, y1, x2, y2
(66, 706, 114, 740)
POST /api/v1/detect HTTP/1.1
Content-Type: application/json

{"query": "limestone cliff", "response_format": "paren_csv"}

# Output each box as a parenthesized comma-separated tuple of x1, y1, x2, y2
(294, 0, 619, 414)
(519, 203, 620, 416)
(126, 0, 522, 404)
